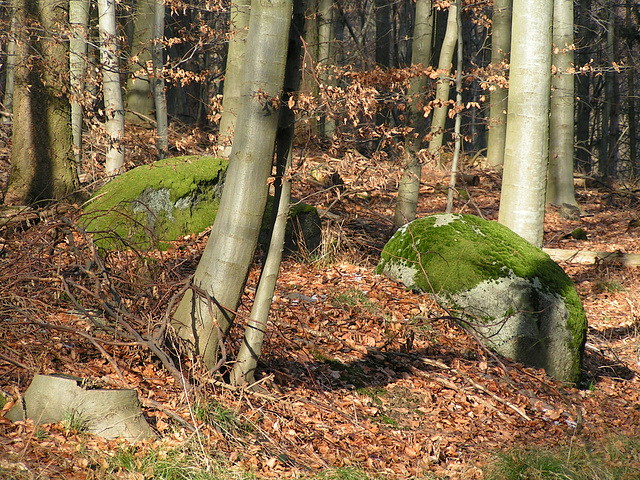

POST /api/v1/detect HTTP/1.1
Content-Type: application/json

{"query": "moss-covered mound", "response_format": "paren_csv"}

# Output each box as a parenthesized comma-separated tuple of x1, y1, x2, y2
(377, 214, 587, 383)
(82, 156, 227, 250)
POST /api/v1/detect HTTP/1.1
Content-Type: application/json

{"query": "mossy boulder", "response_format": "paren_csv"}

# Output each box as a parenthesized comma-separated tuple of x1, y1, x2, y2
(377, 213, 587, 384)
(82, 156, 227, 249)
(82, 155, 322, 252)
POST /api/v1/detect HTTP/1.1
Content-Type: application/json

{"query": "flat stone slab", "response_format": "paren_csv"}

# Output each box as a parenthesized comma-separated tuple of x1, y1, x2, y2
(377, 213, 587, 383)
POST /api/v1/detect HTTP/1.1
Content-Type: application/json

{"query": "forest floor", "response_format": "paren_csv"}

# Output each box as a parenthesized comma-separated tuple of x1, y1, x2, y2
(1, 125, 640, 479)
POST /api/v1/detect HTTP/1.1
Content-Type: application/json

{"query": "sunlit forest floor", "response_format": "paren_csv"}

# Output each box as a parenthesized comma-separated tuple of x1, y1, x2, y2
(0, 123, 639, 479)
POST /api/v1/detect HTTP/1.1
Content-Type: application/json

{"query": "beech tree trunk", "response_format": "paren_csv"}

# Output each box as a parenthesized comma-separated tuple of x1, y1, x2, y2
(152, 0, 168, 159)
(498, 0, 553, 247)
(427, 3, 457, 167)
(125, 0, 156, 122)
(393, 0, 432, 229)
(69, 0, 90, 167)
(98, 0, 125, 175)
(318, 0, 336, 138)
(172, 0, 293, 371)
(2, 16, 17, 123)
(218, 0, 251, 155)
(5, 0, 79, 205)
(547, 0, 577, 206)
(485, 0, 511, 167)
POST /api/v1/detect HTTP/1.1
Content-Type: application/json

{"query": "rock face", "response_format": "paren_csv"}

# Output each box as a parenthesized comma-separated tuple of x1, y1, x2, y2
(83, 156, 322, 252)
(377, 214, 587, 383)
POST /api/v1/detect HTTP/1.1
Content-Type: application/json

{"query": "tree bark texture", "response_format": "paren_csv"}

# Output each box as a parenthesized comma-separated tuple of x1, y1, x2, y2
(427, 3, 457, 167)
(2, 16, 17, 122)
(393, 0, 432, 229)
(318, 0, 336, 138)
(498, 0, 553, 247)
(69, 0, 90, 167)
(125, 0, 156, 122)
(547, 0, 577, 206)
(172, 0, 293, 371)
(98, 0, 126, 175)
(218, 0, 251, 155)
(152, 0, 168, 159)
(485, 0, 511, 167)
(6, 0, 79, 205)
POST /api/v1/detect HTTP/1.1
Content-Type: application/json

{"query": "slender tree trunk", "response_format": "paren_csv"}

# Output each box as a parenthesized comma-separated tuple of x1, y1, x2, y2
(599, 6, 616, 179)
(445, 0, 463, 213)
(393, 0, 433, 228)
(427, 3, 457, 167)
(6, 0, 79, 205)
(125, 0, 155, 122)
(152, 0, 167, 159)
(547, 0, 577, 206)
(98, 0, 125, 175)
(172, 0, 293, 371)
(2, 15, 17, 123)
(574, 0, 592, 173)
(318, 0, 335, 138)
(69, 0, 90, 168)
(375, 0, 391, 67)
(498, 0, 553, 247)
(627, 2, 638, 179)
(485, 0, 511, 167)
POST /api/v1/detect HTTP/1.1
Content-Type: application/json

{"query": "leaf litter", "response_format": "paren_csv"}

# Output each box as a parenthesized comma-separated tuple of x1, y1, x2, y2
(0, 139, 639, 478)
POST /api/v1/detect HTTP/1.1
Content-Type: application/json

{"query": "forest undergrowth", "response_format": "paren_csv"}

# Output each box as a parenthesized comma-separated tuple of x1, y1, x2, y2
(0, 124, 639, 479)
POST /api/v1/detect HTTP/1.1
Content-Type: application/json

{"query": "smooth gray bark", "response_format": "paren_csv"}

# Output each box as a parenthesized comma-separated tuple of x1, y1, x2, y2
(152, 0, 167, 159)
(547, 0, 577, 206)
(393, 0, 432, 228)
(445, 0, 463, 213)
(218, 0, 251, 155)
(2, 16, 17, 123)
(125, 0, 156, 122)
(69, 0, 90, 167)
(318, 0, 336, 138)
(98, 0, 125, 175)
(427, 3, 457, 167)
(498, 0, 553, 247)
(172, 0, 293, 371)
(485, 0, 512, 166)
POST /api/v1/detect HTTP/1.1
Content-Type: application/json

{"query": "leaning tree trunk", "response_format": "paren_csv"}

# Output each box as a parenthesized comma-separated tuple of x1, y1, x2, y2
(427, 3, 457, 168)
(547, 0, 577, 206)
(393, 0, 433, 228)
(69, 0, 90, 168)
(498, 0, 553, 247)
(172, 0, 293, 371)
(485, 0, 512, 167)
(98, 0, 125, 175)
(218, 0, 251, 155)
(5, 0, 79, 205)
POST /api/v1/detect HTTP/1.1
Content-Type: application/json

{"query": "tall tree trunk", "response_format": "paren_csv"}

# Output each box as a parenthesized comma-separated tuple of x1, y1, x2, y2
(218, 0, 251, 155)
(98, 0, 125, 175)
(445, 0, 463, 213)
(393, 0, 432, 228)
(375, 0, 391, 67)
(599, 6, 617, 179)
(152, 0, 167, 159)
(172, 0, 293, 371)
(5, 0, 79, 205)
(125, 0, 155, 122)
(485, 0, 511, 167)
(498, 0, 553, 247)
(574, 0, 592, 173)
(547, 0, 577, 206)
(69, 0, 90, 168)
(318, 0, 335, 138)
(427, 3, 457, 167)
(2, 15, 17, 123)
(627, 1, 638, 179)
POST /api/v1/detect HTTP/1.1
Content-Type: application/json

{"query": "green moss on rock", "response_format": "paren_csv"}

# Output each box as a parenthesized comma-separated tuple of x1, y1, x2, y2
(377, 214, 588, 383)
(82, 156, 227, 249)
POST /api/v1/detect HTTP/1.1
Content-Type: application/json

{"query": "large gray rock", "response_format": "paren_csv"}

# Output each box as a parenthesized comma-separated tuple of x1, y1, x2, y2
(377, 213, 587, 383)
(82, 156, 322, 252)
